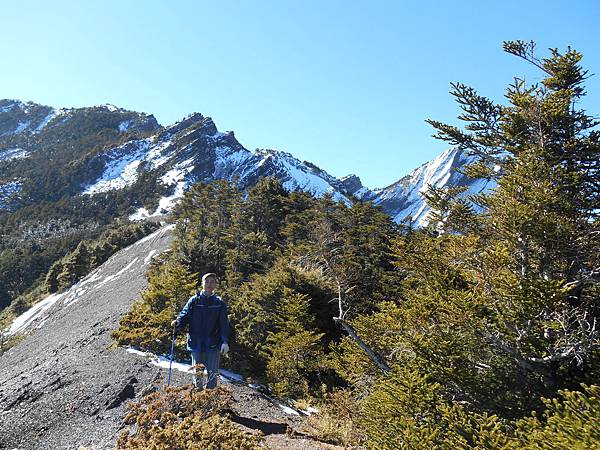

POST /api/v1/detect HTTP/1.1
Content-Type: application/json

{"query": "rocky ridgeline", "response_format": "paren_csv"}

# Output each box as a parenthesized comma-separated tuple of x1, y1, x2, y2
(0, 98, 490, 225)
(0, 225, 339, 450)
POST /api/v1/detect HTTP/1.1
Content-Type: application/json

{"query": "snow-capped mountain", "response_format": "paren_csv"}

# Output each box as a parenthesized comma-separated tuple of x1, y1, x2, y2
(0, 100, 56, 136)
(0, 99, 494, 224)
(77, 111, 354, 220)
(369, 147, 494, 226)
(0, 100, 157, 139)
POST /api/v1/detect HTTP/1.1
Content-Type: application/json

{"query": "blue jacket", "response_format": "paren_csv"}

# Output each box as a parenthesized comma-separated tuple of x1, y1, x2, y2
(176, 291, 230, 352)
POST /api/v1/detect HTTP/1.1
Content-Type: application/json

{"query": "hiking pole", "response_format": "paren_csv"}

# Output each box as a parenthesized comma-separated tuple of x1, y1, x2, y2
(168, 323, 176, 386)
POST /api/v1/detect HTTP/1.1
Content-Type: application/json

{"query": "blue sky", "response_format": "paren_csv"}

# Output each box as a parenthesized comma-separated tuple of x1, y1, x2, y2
(1, 1, 598, 189)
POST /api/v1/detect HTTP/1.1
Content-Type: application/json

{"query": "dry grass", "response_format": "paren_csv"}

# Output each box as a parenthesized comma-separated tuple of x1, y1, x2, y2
(307, 389, 364, 447)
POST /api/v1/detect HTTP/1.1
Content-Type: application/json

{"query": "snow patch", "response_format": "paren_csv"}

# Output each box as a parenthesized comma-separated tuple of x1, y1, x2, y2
(144, 249, 157, 264)
(124, 348, 302, 414)
(220, 369, 245, 382)
(129, 207, 150, 221)
(32, 109, 58, 133)
(130, 179, 188, 220)
(0, 180, 22, 209)
(146, 136, 174, 169)
(352, 186, 371, 199)
(6, 293, 63, 337)
(119, 120, 133, 132)
(116, 258, 139, 276)
(156, 181, 187, 214)
(275, 153, 349, 203)
(92, 257, 139, 290)
(150, 354, 194, 374)
(160, 168, 183, 186)
(375, 147, 495, 226)
(213, 145, 255, 181)
(13, 121, 30, 134)
(77, 269, 104, 288)
(135, 224, 176, 245)
(82, 140, 151, 194)
(63, 286, 89, 307)
(278, 404, 300, 416)
(160, 156, 195, 186)
(0, 102, 17, 113)
(0, 148, 30, 161)
(209, 131, 228, 141)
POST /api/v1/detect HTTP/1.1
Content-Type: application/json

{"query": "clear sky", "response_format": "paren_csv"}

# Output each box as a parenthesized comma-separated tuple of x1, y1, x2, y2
(1, 1, 598, 189)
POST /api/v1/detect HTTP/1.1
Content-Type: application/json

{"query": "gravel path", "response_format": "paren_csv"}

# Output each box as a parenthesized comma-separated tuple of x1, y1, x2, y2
(0, 225, 340, 450)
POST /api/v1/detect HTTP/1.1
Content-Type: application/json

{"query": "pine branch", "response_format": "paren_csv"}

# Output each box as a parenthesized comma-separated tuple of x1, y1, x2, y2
(503, 40, 549, 74)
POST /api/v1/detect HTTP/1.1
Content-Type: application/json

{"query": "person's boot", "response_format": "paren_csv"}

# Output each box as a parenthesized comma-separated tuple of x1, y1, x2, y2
(192, 363, 206, 390)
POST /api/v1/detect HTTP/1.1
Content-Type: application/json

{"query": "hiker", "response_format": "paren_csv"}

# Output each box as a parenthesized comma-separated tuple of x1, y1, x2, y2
(171, 273, 230, 389)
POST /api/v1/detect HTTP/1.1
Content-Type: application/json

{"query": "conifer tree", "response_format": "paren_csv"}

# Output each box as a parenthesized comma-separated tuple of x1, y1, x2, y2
(45, 260, 62, 293)
(245, 177, 288, 245)
(56, 241, 91, 289)
(332, 44, 599, 448)
(173, 180, 241, 277)
(305, 197, 398, 373)
(173, 181, 215, 275)
(427, 41, 599, 397)
(227, 259, 332, 376)
(265, 289, 326, 397)
(112, 256, 197, 356)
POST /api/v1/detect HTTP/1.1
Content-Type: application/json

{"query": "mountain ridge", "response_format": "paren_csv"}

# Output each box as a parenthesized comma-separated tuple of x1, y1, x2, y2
(0, 225, 330, 450)
(0, 98, 492, 224)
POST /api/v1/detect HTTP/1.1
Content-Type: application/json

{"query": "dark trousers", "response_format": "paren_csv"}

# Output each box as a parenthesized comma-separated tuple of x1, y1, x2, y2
(190, 349, 220, 389)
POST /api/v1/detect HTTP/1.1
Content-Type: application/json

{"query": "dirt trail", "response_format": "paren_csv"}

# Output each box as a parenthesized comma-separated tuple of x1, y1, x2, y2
(0, 225, 340, 450)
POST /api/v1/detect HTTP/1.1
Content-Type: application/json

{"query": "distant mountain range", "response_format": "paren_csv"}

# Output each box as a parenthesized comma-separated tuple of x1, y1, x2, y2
(0, 99, 493, 225)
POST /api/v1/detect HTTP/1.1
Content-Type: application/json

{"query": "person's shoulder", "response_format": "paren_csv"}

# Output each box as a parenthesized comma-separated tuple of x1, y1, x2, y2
(214, 294, 226, 305)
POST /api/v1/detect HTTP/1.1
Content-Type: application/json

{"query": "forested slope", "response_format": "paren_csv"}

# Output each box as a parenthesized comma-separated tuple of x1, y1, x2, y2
(113, 41, 600, 448)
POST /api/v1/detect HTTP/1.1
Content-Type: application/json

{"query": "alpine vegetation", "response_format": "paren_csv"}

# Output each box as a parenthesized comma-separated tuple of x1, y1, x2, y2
(1, 41, 598, 449)
(112, 41, 600, 448)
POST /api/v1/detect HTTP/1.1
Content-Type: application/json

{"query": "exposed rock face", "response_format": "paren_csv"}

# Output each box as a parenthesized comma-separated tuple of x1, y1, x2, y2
(339, 174, 364, 196)
(0, 225, 174, 449)
(0, 226, 334, 450)
(0, 98, 493, 225)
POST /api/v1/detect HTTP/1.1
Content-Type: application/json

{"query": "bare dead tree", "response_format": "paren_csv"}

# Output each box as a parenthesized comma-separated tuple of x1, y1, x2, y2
(307, 216, 391, 373)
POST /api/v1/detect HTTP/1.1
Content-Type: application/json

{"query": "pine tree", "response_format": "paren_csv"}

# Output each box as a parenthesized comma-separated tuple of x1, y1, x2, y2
(45, 260, 62, 293)
(245, 177, 289, 245)
(112, 256, 197, 356)
(304, 197, 399, 374)
(226, 259, 332, 376)
(265, 288, 325, 397)
(419, 41, 600, 408)
(56, 241, 91, 289)
(333, 43, 599, 440)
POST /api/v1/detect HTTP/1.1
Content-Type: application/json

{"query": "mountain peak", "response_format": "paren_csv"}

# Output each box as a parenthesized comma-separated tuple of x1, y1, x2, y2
(340, 174, 363, 193)
(0, 99, 492, 227)
(99, 103, 121, 112)
(165, 112, 209, 135)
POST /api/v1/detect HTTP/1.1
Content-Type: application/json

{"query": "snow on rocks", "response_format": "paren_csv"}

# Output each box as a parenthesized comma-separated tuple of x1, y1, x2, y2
(13, 121, 30, 134)
(0, 180, 22, 209)
(372, 147, 496, 226)
(5, 293, 63, 337)
(125, 346, 305, 416)
(32, 109, 59, 133)
(118, 120, 133, 132)
(82, 140, 151, 194)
